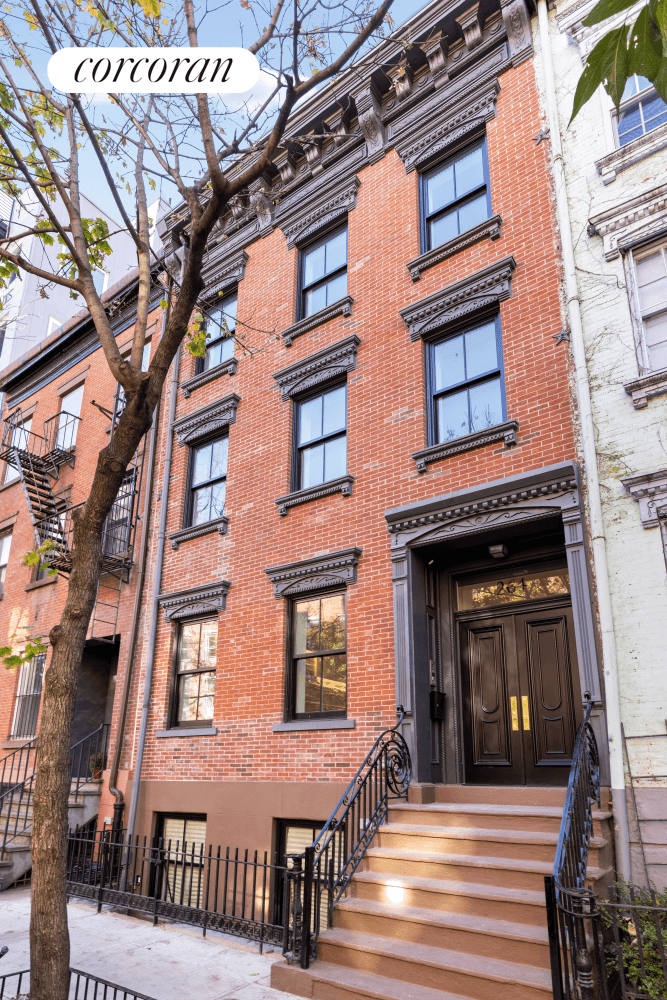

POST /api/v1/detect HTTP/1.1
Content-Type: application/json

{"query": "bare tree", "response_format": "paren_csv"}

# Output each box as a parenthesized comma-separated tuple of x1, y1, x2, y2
(0, 1, 395, 994)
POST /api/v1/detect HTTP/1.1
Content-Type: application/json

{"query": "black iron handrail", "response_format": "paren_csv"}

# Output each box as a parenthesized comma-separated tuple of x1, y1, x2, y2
(0, 966, 158, 999)
(288, 707, 411, 969)
(0, 736, 37, 795)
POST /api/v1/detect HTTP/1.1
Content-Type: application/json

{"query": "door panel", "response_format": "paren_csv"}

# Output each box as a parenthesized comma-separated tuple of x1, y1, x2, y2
(461, 618, 524, 785)
(517, 610, 578, 782)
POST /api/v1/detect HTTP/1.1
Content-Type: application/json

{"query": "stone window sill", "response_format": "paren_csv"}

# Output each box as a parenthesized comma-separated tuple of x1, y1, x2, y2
(624, 369, 667, 409)
(275, 474, 354, 515)
(168, 516, 229, 549)
(280, 296, 354, 347)
(413, 420, 519, 472)
(406, 215, 503, 282)
(595, 123, 667, 185)
(25, 576, 58, 591)
(181, 358, 238, 398)
(155, 727, 218, 737)
(272, 718, 356, 732)
(1, 739, 33, 749)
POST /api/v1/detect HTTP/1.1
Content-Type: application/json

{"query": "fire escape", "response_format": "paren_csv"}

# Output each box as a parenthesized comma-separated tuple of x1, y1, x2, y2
(0, 400, 146, 641)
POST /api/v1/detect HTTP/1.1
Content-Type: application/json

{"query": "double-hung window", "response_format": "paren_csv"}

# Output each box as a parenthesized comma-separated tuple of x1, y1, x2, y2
(421, 140, 491, 252)
(0, 531, 11, 595)
(172, 618, 217, 727)
(200, 293, 237, 372)
(4, 416, 31, 485)
(55, 383, 84, 451)
(616, 75, 667, 148)
(428, 317, 505, 443)
(295, 385, 346, 490)
(292, 592, 346, 718)
(188, 435, 228, 525)
(300, 227, 347, 318)
(633, 242, 667, 372)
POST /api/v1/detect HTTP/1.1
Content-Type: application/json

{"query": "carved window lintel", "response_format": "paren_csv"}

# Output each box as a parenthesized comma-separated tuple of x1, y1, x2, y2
(202, 249, 248, 299)
(168, 516, 229, 549)
(400, 256, 517, 341)
(264, 546, 362, 598)
(406, 215, 503, 282)
(280, 296, 354, 348)
(273, 335, 360, 399)
(172, 393, 240, 446)
(278, 176, 361, 250)
(624, 369, 667, 409)
(621, 469, 667, 528)
(275, 474, 354, 516)
(413, 419, 519, 472)
(181, 359, 238, 398)
(158, 579, 231, 621)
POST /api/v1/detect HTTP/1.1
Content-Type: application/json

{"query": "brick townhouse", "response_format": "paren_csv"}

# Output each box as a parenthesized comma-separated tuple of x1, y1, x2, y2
(0, 0, 616, 992)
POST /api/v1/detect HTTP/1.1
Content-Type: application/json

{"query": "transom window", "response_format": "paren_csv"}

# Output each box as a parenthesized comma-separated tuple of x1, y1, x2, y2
(189, 435, 228, 525)
(634, 242, 667, 372)
(617, 75, 667, 147)
(429, 317, 505, 443)
(292, 593, 346, 718)
(201, 293, 237, 372)
(421, 140, 491, 252)
(300, 227, 347, 318)
(296, 385, 346, 490)
(0, 531, 11, 595)
(174, 618, 217, 726)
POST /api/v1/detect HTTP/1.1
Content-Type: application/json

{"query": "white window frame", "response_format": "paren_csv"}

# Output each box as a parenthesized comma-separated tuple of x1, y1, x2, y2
(628, 238, 667, 375)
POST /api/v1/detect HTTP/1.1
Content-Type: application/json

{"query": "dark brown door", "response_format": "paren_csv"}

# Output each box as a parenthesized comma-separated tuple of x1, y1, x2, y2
(460, 603, 579, 786)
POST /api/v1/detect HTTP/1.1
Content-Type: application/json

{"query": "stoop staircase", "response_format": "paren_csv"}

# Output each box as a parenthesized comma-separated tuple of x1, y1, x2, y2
(272, 784, 613, 1000)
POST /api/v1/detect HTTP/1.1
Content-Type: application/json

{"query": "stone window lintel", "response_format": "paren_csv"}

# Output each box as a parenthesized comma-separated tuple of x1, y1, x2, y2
(264, 546, 362, 598)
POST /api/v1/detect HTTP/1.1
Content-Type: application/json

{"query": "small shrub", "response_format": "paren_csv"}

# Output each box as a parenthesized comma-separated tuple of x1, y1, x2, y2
(602, 882, 667, 1000)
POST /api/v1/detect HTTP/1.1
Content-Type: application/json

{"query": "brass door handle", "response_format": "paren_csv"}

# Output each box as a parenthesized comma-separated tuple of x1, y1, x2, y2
(522, 695, 530, 731)
(510, 696, 519, 731)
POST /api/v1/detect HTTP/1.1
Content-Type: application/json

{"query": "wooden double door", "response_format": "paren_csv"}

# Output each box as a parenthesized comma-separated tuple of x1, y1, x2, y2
(459, 601, 580, 786)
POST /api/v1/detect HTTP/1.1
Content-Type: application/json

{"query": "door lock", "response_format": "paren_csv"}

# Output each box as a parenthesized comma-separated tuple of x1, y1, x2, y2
(522, 695, 530, 731)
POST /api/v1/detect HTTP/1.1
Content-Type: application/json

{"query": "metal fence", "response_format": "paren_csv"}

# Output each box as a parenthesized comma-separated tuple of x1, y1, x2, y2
(0, 967, 158, 999)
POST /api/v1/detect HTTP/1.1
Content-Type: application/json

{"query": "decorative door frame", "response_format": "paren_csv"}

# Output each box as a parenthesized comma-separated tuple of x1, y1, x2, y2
(384, 461, 606, 784)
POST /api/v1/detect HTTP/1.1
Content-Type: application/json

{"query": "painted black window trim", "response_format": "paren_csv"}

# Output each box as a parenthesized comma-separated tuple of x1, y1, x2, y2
(284, 586, 347, 722)
(195, 290, 237, 376)
(297, 223, 348, 322)
(425, 311, 507, 448)
(290, 378, 347, 494)
(419, 137, 492, 255)
(169, 616, 218, 729)
(183, 430, 228, 529)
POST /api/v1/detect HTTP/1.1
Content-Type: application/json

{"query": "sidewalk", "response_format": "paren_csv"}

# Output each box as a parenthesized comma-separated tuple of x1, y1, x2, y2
(0, 886, 299, 1000)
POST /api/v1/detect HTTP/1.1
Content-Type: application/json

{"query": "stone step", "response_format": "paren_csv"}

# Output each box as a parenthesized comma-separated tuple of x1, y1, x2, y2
(350, 871, 548, 927)
(360, 846, 611, 893)
(334, 897, 551, 969)
(388, 803, 611, 837)
(272, 959, 477, 1000)
(317, 927, 552, 1000)
(375, 823, 607, 866)
(430, 786, 566, 808)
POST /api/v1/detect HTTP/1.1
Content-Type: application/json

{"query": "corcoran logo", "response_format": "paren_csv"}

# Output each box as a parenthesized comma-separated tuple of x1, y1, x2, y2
(47, 47, 260, 94)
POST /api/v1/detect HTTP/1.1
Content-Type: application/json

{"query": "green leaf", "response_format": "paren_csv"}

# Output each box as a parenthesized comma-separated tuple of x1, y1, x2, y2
(628, 6, 662, 79)
(570, 58, 606, 122)
(652, 49, 667, 100)
(159, 298, 168, 309)
(601, 24, 630, 106)
(652, 0, 667, 55)
(583, 0, 637, 26)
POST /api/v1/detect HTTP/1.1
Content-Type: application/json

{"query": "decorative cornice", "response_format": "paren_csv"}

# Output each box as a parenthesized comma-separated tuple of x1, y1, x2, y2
(202, 249, 249, 300)
(280, 296, 354, 348)
(168, 516, 229, 549)
(500, 0, 533, 65)
(394, 78, 501, 174)
(273, 335, 360, 400)
(264, 546, 362, 598)
(406, 215, 502, 282)
(412, 419, 519, 472)
(278, 175, 361, 249)
(159, 579, 231, 621)
(588, 182, 667, 260)
(181, 358, 238, 398)
(621, 469, 667, 528)
(275, 474, 354, 516)
(624, 369, 667, 409)
(595, 123, 667, 186)
(399, 256, 517, 341)
(173, 393, 240, 446)
(352, 78, 386, 161)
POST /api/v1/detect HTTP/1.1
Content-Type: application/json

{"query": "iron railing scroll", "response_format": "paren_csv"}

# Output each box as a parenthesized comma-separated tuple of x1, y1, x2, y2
(545, 692, 604, 1000)
(286, 706, 411, 970)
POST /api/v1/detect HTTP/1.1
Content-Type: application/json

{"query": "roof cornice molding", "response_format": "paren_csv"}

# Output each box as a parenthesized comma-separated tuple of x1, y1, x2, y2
(399, 256, 517, 341)
(264, 547, 362, 598)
